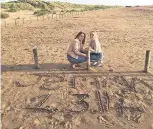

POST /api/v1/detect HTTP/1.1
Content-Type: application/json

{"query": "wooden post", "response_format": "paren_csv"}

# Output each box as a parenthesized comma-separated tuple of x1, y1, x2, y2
(55, 12, 58, 19)
(43, 16, 44, 21)
(30, 17, 32, 23)
(22, 18, 25, 24)
(87, 47, 91, 70)
(60, 12, 61, 18)
(37, 16, 39, 21)
(52, 13, 53, 19)
(14, 19, 17, 25)
(47, 15, 49, 20)
(4, 20, 6, 27)
(33, 47, 40, 69)
(144, 50, 151, 73)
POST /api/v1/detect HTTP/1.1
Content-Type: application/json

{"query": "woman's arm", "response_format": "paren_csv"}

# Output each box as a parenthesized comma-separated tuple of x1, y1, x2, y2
(73, 41, 87, 57)
(89, 40, 96, 52)
(90, 48, 96, 52)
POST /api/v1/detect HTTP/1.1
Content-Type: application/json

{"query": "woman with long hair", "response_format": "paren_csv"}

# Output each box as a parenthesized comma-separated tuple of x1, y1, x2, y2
(67, 31, 87, 69)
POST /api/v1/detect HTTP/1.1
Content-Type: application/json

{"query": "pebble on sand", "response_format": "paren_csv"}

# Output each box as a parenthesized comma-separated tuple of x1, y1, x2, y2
(19, 126, 25, 129)
(34, 119, 40, 126)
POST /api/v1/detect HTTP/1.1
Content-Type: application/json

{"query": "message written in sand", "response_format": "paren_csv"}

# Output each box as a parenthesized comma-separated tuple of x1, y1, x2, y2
(15, 73, 153, 125)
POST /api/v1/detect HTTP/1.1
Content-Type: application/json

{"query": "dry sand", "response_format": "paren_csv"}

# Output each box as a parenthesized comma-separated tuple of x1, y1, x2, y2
(1, 7, 153, 129)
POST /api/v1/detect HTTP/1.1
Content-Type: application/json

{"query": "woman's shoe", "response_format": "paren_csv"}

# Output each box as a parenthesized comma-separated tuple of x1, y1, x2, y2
(96, 62, 103, 67)
(91, 62, 98, 66)
(75, 64, 81, 67)
(69, 63, 76, 69)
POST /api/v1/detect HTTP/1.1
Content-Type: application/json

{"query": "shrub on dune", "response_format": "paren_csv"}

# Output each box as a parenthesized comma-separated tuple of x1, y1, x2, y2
(33, 9, 50, 16)
(16, 3, 35, 10)
(2, 2, 35, 12)
(44, 2, 55, 10)
(1, 3, 12, 9)
(1, 13, 9, 19)
(8, 3, 20, 12)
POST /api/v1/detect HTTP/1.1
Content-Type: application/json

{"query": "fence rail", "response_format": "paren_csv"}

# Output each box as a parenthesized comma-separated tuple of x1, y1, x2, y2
(1, 11, 88, 27)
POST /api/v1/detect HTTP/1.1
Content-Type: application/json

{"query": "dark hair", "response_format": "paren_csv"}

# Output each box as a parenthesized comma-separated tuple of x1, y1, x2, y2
(75, 31, 86, 45)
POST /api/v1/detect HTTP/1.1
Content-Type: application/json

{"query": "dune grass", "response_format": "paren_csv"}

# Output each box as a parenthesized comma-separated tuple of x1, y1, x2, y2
(1, 0, 118, 16)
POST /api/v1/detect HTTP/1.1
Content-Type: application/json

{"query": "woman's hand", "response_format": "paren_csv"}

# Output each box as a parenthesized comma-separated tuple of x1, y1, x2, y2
(81, 53, 88, 59)
(82, 54, 87, 58)
(84, 47, 88, 51)
(90, 48, 96, 52)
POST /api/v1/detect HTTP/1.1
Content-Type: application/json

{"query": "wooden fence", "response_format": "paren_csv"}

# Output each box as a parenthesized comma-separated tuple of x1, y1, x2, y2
(2, 11, 86, 27)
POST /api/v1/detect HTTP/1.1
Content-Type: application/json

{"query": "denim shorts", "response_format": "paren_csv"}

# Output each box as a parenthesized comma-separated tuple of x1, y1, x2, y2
(90, 52, 104, 62)
(67, 55, 87, 64)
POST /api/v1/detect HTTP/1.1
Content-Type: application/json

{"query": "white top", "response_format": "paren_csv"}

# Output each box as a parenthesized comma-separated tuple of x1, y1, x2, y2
(90, 39, 102, 53)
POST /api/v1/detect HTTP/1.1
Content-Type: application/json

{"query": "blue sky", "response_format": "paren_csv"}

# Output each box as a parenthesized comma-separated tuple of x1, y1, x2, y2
(1, 0, 153, 5)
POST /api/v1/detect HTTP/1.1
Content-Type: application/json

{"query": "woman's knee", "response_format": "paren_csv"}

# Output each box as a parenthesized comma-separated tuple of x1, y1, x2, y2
(67, 55, 76, 63)
(78, 56, 87, 63)
(99, 53, 104, 60)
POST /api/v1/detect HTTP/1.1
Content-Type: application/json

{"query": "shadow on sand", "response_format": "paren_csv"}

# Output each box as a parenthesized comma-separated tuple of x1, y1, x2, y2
(1, 63, 70, 72)
(1, 63, 153, 76)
